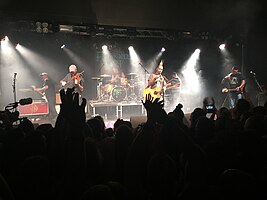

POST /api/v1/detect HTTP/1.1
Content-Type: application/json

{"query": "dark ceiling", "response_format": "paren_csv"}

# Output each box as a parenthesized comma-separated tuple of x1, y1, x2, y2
(0, 0, 266, 35)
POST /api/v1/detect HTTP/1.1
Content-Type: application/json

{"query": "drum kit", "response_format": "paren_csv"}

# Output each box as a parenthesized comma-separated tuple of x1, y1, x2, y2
(92, 73, 142, 102)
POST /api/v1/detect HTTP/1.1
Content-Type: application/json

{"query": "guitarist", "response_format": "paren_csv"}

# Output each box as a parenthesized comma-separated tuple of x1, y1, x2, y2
(145, 60, 169, 100)
(221, 66, 246, 108)
(32, 72, 57, 120)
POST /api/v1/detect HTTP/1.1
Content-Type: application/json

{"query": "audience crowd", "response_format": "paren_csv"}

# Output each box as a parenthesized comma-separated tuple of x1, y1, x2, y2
(1, 88, 267, 200)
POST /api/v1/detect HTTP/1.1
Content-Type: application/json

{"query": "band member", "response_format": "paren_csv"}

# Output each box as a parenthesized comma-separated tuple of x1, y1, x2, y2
(110, 66, 126, 85)
(32, 72, 57, 120)
(166, 72, 181, 102)
(167, 72, 181, 92)
(221, 66, 246, 108)
(60, 64, 84, 94)
(145, 60, 169, 99)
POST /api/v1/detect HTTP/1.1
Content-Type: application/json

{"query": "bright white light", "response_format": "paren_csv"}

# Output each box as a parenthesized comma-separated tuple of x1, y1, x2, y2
(195, 49, 201, 54)
(0, 37, 10, 50)
(61, 44, 65, 49)
(1, 36, 9, 47)
(128, 45, 141, 71)
(4, 36, 9, 42)
(219, 44, 226, 50)
(101, 45, 117, 74)
(102, 45, 108, 50)
(181, 49, 201, 93)
(161, 47, 165, 52)
(15, 44, 21, 50)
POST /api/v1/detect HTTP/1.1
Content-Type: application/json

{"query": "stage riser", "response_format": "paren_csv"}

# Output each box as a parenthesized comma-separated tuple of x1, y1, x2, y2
(88, 104, 145, 120)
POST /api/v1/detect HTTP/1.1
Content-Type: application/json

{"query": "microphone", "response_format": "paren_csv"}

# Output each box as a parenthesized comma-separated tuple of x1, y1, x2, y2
(5, 98, 33, 110)
(250, 71, 256, 76)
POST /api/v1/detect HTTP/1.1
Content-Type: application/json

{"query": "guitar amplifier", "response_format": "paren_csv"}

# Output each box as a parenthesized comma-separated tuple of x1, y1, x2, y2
(18, 100, 49, 116)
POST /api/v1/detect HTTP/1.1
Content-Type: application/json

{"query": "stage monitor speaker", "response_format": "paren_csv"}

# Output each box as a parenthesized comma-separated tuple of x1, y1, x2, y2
(18, 100, 49, 116)
(130, 115, 147, 128)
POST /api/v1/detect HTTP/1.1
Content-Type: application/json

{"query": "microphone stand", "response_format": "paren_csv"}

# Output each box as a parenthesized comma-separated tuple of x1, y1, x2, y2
(251, 73, 263, 92)
(139, 63, 150, 88)
(252, 73, 265, 106)
(12, 73, 17, 110)
(95, 64, 105, 101)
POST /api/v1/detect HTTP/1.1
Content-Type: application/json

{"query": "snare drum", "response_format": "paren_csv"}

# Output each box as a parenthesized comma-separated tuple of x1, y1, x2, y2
(111, 86, 127, 101)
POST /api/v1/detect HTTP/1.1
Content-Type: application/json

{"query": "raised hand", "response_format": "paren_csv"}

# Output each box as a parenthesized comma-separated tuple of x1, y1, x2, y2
(57, 88, 86, 131)
(142, 93, 167, 124)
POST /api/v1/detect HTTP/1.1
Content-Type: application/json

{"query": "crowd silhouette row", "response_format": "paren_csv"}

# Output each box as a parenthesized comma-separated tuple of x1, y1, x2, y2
(1, 87, 267, 200)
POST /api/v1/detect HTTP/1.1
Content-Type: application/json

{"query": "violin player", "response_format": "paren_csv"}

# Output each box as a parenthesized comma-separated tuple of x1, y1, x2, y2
(60, 64, 84, 95)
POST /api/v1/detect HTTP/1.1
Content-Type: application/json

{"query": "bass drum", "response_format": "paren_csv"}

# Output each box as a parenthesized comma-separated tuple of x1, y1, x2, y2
(111, 86, 127, 102)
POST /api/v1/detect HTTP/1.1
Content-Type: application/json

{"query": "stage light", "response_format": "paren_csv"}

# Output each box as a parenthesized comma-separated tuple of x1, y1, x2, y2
(161, 47, 165, 52)
(42, 27, 49, 33)
(35, 21, 50, 33)
(15, 44, 21, 50)
(1, 36, 9, 47)
(219, 44, 226, 50)
(36, 22, 41, 27)
(1, 36, 7, 42)
(195, 49, 201, 54)
(2, 36, 9, 42)
(42, 22, 49, 33)
(59, 25, 73, 32)
(42, 22, 48, 28)
(61, 44, 66, 49)
(128, 45, 141, 74)
(102, 45, 108, 50)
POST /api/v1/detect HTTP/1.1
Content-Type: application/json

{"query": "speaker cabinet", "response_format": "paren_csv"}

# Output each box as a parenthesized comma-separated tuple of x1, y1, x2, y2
(18, 100, 49, 116)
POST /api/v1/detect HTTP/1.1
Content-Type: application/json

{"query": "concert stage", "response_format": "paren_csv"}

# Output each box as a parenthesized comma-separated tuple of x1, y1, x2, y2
(88, 100, 146, 119)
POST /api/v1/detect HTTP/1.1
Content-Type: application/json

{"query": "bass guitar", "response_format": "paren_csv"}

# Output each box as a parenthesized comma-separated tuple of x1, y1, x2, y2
(221, 85, 245, 93)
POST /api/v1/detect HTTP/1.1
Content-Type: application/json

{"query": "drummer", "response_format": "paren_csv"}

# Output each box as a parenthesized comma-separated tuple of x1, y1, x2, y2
(110, 66, 126, 86)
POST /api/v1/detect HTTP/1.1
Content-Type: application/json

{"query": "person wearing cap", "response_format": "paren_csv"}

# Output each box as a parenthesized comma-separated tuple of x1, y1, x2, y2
(60, 64, 84, 94)
(221, 66, 246, 108)
(32, 72, 57, 120)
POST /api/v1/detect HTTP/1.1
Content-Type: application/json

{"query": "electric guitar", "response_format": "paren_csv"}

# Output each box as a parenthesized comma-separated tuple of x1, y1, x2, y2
(143, 83, 180, 100)
(31, 85, 47, 101)
(221, 85, 245, 93)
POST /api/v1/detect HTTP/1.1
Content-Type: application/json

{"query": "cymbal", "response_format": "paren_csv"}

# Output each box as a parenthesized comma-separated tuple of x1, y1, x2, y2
(128, 72, 137, 76)
(100, 74, 111, 78)
(91, 77, 101, 80)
